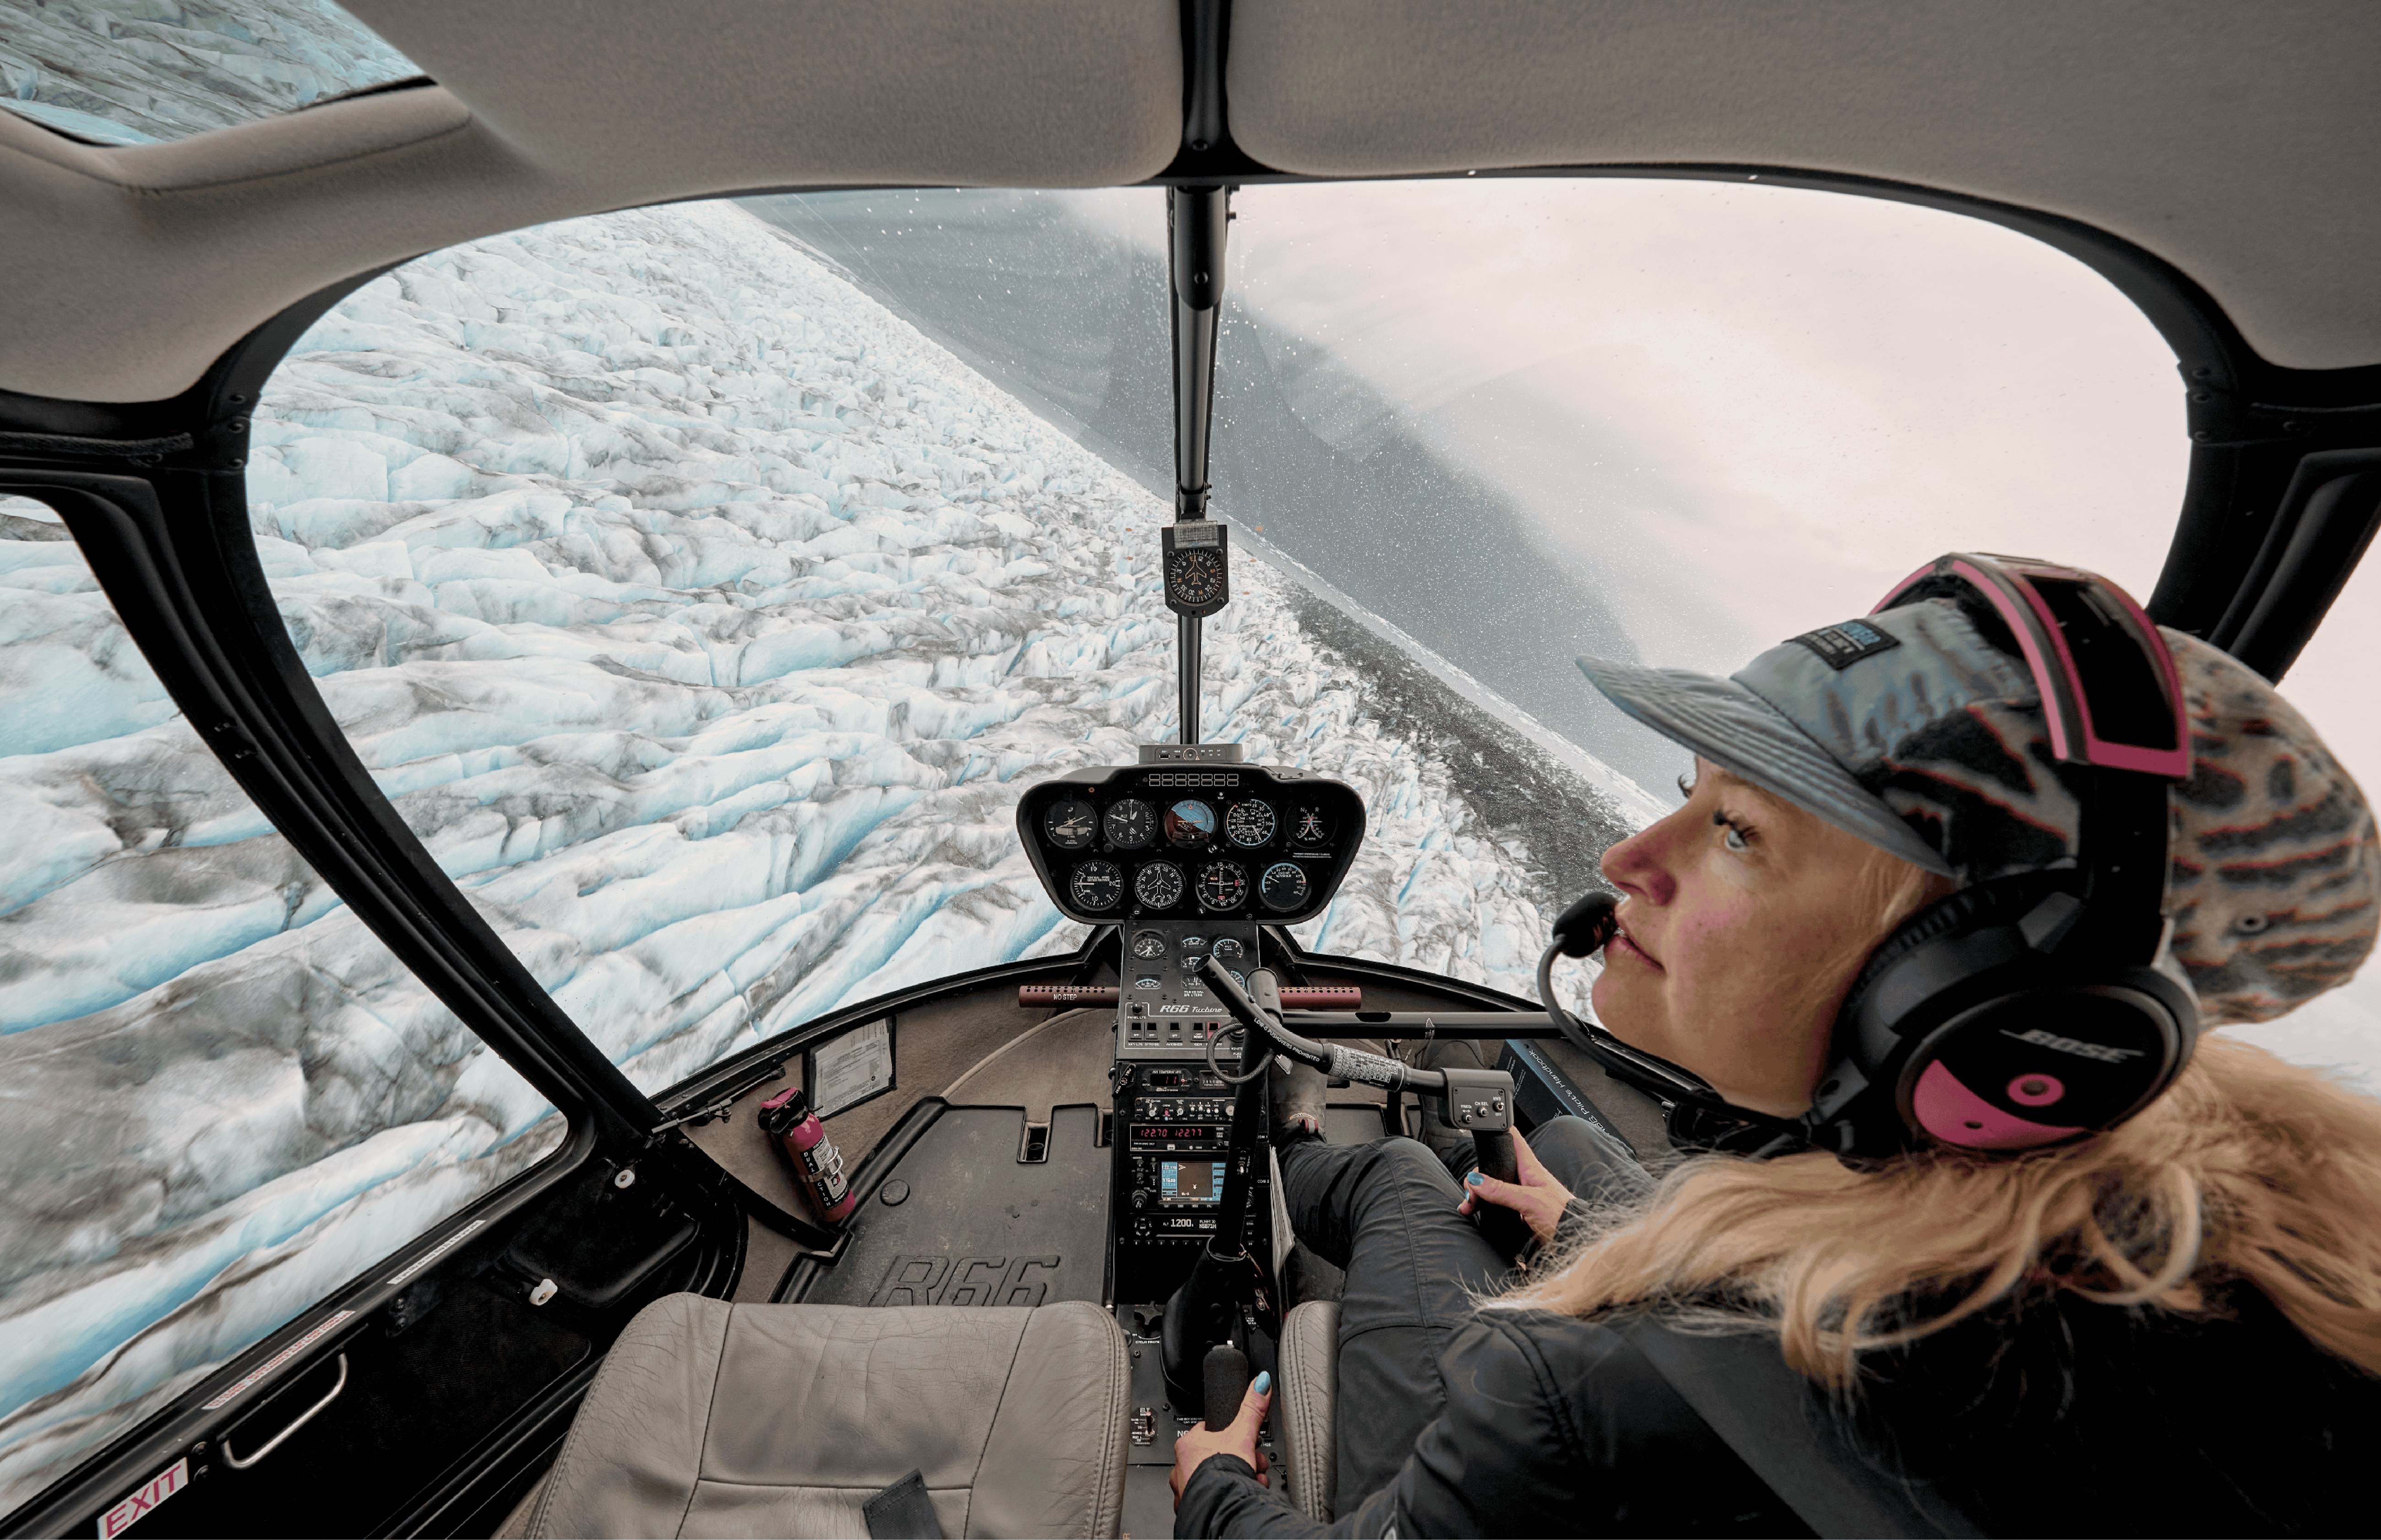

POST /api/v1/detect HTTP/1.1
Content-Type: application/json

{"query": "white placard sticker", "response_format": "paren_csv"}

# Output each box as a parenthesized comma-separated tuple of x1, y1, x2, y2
(97, 1458, 185, 1537)
(811, 1018, 893, 1117)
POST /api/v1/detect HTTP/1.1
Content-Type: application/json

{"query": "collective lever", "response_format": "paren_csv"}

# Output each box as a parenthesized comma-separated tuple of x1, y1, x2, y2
(1197, 958, 1535, 1261)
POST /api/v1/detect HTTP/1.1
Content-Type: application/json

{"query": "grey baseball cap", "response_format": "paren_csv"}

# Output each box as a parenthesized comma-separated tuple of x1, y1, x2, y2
(1579, 598, 2053, 881)
(1578, 595, 2381, 1024)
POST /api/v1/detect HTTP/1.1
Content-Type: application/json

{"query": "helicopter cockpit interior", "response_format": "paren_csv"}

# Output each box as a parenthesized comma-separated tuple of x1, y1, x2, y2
(3, 2, 2378, 1536)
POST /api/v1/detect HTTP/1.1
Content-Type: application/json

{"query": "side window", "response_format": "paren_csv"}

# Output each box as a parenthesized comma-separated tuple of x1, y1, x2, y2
(0, 496, 562, 1513)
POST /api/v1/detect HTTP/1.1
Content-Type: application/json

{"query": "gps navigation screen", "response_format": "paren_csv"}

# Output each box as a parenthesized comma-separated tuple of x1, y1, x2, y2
(1160, 1160, 1223, 1204)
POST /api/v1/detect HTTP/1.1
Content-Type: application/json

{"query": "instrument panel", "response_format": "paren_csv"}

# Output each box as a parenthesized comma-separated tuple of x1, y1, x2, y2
(1017, 763, 1365, 926)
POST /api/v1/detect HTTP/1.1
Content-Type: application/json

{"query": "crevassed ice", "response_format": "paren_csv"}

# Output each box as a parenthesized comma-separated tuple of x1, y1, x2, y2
(0, 198, 1585, 1513)
(0, 498, 562, 1513)
(0, 0, 419, 144)
(250, 200, 1567, 1093)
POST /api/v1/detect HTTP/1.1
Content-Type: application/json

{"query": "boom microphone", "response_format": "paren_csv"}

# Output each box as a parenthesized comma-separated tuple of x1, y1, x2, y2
(1550, 890, 1620, 958)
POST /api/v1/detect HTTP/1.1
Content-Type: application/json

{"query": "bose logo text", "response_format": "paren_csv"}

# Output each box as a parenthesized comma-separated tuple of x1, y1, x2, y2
(2003, 1028, 2143, 1063)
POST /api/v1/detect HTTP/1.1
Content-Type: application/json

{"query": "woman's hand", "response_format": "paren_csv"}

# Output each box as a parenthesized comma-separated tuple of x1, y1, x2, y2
(1457, 1127, 1576, 1247)
(1169, 1371, 1272, 1509)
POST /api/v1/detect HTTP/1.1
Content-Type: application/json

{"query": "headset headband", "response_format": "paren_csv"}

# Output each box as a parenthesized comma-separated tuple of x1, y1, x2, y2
(1874, 553, 2189, 778)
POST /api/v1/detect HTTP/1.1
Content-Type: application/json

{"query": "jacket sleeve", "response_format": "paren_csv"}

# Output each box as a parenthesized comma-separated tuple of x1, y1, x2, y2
(1177, 1312, 1805, 1538)
(1174, 1316, 1587, 1539)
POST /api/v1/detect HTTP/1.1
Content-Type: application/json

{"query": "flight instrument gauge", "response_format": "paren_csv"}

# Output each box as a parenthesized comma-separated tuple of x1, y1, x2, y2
(1210, 937, 1244, 962)
(1288, 806, 1333, 848)
(1135, 861, 1185, 910)
(1161, 521, 1231, 618)
(1070, 860, 1123, 912)
(1104, 799, 1155, 849)
(1129, 930, 1168, 961)
(1164, 799, 1217, 848)
(1197, 861, 1249, 911)
(1224, 800, 1275, 847)
(1260, 861, 1310, 912)
(1044, 799, 1098, 849)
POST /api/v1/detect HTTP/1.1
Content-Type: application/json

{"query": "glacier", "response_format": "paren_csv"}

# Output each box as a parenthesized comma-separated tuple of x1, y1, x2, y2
(9, 2, 2368, 1516)
(0, 197, 1645, 1511)
(0, 0, 415, 144)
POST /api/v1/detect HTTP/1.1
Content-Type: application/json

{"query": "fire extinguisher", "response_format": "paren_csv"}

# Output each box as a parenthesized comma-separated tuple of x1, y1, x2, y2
(757, 1086, 859, 1224)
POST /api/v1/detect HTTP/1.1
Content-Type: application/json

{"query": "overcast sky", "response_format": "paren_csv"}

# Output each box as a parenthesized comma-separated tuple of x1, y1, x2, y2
(1066, 176, 2381, 1079)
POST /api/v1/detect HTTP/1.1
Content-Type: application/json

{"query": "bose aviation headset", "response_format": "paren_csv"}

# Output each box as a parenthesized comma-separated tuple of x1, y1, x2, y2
(1546, 554, 2201, 1161)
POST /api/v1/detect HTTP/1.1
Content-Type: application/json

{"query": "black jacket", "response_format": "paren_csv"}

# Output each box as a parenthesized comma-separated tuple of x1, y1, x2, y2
(1177, 1283, 2381, 1537)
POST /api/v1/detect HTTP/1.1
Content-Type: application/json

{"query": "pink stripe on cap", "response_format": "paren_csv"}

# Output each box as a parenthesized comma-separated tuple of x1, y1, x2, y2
(1913, 1060, 2085, 1150)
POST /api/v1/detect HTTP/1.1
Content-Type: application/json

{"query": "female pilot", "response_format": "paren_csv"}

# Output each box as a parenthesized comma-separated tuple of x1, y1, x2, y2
(1173, 557, 2381, 1537)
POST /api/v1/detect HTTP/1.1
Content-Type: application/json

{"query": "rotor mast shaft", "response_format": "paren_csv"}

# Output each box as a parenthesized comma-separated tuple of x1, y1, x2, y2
(1168, 185, 1229, 744)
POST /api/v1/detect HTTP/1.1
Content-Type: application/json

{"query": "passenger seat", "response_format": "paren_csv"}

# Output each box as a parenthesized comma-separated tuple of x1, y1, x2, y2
(528, 1293, 1131, 1538)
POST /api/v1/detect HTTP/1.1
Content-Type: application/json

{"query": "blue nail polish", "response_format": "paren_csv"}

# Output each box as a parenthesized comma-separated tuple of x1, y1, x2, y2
(1465, 1171, 1484, 1186)
(1254, 1370, 1272, 1396)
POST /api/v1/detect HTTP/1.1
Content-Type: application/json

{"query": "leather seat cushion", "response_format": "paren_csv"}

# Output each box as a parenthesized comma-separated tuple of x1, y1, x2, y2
(1277, 1299, 1339, 1521)
(531, 1294, 1130, 1538)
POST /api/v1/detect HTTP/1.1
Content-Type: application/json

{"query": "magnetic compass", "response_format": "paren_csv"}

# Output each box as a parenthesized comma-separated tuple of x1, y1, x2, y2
(1135, 861, 1186, 910)
(1104, 798, 1155, 849)
(1196, 860, 1249, 911)
(1044, 798, 1097, 850)
(1161, 521, 1231, 618)
(1070, 860, 1123, 912)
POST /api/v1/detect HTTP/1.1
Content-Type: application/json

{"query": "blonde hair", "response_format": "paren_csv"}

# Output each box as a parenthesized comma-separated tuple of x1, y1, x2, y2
(1507, 788, 2381, 1388)
(1505, 1025, 2381, 1388)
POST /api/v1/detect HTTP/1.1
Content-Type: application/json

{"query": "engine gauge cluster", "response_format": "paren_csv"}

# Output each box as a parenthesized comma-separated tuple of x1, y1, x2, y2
(1016, 762, 1364, 925)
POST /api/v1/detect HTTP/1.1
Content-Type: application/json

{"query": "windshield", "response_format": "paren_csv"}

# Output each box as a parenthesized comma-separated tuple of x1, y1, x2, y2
(0, 0, 419, 145)
(753, 180, 2186, 800)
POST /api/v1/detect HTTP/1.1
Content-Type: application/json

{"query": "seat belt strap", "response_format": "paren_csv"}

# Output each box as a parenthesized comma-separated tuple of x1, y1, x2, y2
(1616, 1321, 1984, 1539)
(862, 1468, 945, 1540)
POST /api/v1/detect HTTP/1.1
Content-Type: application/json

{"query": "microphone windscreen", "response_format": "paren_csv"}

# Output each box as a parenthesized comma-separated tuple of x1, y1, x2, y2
(1552, 890, 1620, 958)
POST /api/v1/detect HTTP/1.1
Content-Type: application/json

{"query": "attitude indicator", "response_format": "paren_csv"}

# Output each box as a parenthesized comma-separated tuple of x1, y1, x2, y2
(1165, 799, 1217, 848)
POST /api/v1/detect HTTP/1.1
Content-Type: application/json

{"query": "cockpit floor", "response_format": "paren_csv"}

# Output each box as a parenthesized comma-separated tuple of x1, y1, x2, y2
(789, 1104, 1110, 1310)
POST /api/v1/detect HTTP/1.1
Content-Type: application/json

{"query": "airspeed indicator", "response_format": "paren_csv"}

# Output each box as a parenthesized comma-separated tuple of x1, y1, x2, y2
(1224, 800, 1275, 847)
(1259, 861, 1310, 912)
(1196, 861, 1249, 911)
(1070, 860, 1123, 912)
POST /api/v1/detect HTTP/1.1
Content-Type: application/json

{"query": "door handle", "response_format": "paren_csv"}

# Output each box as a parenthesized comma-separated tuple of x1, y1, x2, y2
(222, 1353, 348, 1470)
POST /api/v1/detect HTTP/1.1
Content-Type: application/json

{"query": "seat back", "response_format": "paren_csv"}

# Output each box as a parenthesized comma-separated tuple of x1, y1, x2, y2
(1276, 1299, 1339, 1522)
(532, 1294, 1130, 1538)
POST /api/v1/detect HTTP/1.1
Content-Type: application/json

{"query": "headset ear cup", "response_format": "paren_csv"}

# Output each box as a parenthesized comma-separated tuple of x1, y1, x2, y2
(1837, 874, 2067, 1028)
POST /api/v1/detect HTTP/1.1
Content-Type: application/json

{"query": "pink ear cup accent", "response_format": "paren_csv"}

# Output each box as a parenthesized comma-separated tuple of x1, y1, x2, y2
(1913, 1061, 2084, 1150)
(2006, 1073, 2066, 1108)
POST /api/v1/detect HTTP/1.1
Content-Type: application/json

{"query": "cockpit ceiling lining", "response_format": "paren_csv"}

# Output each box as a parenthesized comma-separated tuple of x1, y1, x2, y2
(1225, 0, 2381, 375)
(1, 0, 2376, 403)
